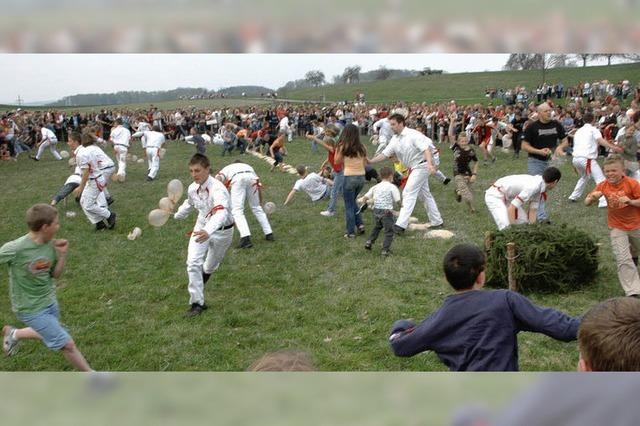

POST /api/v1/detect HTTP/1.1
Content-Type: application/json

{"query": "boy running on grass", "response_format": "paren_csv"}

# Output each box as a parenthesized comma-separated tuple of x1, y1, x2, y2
(388, 243, 580, 371)
(585, 155, 640, 297)
(1, 204, 92, 371)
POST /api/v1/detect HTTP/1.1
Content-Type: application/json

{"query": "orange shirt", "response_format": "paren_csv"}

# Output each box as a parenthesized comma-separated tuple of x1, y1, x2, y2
(596, 176, 640, 230)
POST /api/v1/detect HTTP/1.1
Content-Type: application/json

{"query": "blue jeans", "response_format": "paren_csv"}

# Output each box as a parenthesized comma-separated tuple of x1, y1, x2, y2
(327, 170, 344, 213)
(527, 156, 549, 221)
(343, 175, 365, 235)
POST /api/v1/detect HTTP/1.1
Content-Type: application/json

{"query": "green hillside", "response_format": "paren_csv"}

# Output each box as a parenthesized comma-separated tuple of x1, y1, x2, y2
(280, 63, 640, 104)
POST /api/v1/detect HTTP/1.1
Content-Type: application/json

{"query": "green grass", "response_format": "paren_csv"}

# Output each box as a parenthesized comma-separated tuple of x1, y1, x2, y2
(0, 135, 624, 371)
(280, 62, 640, 104)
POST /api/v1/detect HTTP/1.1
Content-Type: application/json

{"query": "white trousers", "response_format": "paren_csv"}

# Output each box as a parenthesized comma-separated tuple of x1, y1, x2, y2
(80, 179, 110, 224)
(230, 176, 272, 238)
(114, 145, 128, 177)
(100, 166, 114, 199)
(484, 189, 527, 230)
(186, 225, 234, 306)
(396, 166, 443, 228)
(569, 157, 606, 207)
(610, 227, 640, 296)
(146, 147, 160, 179)
(432, 152, 447, 182)
(36, 139, 62, 160)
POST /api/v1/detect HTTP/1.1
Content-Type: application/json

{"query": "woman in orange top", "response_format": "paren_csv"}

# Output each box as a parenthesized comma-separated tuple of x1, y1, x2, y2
(334, 124, 367, 238)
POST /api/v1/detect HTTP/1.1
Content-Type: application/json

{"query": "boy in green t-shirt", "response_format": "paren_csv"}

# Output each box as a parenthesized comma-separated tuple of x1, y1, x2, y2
(1, 204, 92, 371)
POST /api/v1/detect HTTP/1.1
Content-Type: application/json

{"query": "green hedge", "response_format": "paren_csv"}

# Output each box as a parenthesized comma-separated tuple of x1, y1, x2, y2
(486, 223, 599, 293)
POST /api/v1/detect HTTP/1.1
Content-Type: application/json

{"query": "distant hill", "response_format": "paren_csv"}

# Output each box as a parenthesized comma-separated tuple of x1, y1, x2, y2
(279, 63, 640, 104)
(46, 86, 273, 107)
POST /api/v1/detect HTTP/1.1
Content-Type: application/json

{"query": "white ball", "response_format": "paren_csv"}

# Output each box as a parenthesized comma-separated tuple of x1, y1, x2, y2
(137, 158, 144, 164)
(263, 202, 276, 214)
(68, 158, 76, 167)
(59, 150, 70, 159)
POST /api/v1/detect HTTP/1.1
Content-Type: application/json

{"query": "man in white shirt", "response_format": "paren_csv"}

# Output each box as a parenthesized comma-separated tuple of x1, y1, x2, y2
(174, 154, 234, 317)
(568, 112, 622, 206)
(368, 113, 442, 233)
(31, 123, 62, 161)
(132, 125, 165, 181)
(215, 161, 274, 249)
(484, 167, 561, 231)
(284, 165, 333, 206)
(74, 134, 116, 231)
(109, 118, 132, 181)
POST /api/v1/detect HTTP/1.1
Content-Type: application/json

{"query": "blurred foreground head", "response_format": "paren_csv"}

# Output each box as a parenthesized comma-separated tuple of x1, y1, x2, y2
(578, 297, 640, 371)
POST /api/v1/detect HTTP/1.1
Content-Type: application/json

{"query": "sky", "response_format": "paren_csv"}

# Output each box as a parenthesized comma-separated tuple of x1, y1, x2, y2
(0, 54, 510, 104)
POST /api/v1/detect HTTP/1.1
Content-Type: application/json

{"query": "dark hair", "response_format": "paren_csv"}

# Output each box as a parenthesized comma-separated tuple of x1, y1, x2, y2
(388, 113, 406, 124)
(379, 166, 393, 179)
(583, 111, 594, 123)
(152, 125, 162, 132)
(26, 203, 58, 232)
(80, 133, 95, 147)
(578, 297, 640, 371)
(114, 117, 123, 125)
(542, 167, 561, 183)
(337, 124, 366, 158)
(443, 244, 486, 290)
(69, 131, 81, 143)
(189, 153, 210, 169)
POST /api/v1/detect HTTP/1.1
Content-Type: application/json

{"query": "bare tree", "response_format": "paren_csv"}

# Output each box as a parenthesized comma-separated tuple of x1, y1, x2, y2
(341, 65, 361, 84)
(304, 70, 325, 87)
(375, 65, 392, 80)
(577, 54, 591, 67)
(503, 54, 545, 70)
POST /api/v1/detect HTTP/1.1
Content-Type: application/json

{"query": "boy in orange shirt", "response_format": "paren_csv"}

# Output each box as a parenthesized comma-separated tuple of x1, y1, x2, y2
(586, 155, 640, 297)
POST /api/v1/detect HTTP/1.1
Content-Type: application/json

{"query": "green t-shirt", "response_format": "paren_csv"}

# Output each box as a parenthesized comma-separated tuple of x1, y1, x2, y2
(0, 234, 58, 314)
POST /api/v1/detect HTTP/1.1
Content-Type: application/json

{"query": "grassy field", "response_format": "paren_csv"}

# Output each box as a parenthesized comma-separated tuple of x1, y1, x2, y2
(280, 62, 640, 104)
(0, 132, 625, 372)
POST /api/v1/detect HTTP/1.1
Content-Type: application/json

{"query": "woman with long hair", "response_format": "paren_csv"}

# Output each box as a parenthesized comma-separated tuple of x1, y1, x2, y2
(334, 124, 367, 238)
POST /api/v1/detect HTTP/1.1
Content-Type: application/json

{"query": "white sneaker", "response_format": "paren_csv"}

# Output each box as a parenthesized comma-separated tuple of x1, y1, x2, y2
(3, 326, 19, 357)
(320, 210, 335, 217)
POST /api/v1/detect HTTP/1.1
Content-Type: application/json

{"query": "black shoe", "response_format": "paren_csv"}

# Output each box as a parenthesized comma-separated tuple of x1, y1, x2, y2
(568, 198, 577, 203)
(628, 294, 640, 299)
(393, 225, 405, 235)
(357, 225, 365, 235)
(265, 233, 274, 242)
(541, 220, 552, 225)
(239, 236, 253, 249)
(381, 249, 391, 257)
(364, 241, 372, 250)
(95, 220, 107, 231)
(202, 272, 211, 284)
(146, 176, 154, 182)
(429, 222, 444, 229)
(29, 155, 39, 161)
(185, 303, 208, 317)
(106, 197, 114, 205)
(443, 177, 451, 185)
(107, 212, 117, 229)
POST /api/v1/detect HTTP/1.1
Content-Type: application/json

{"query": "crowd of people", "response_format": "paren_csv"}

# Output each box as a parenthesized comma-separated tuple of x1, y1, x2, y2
(1, 80, 640, 372)
(487, 79, 639, 106)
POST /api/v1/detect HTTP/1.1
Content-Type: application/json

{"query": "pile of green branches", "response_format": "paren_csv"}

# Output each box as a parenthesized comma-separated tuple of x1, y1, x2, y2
(485, 223, 599, 293)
